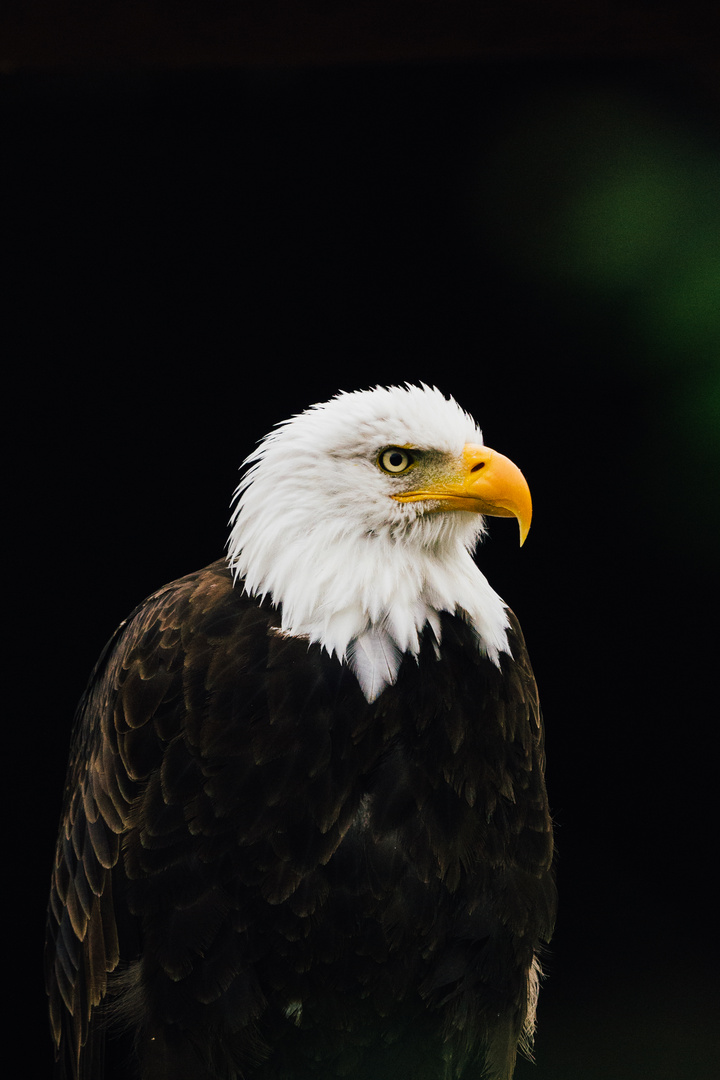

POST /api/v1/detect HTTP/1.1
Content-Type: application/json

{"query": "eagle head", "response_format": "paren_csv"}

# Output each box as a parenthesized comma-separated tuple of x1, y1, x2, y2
(227, 384, 531, 701)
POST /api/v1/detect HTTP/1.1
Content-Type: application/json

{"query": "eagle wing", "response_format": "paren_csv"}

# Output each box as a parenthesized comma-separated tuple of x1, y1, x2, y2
(46, 562, 201, 1078)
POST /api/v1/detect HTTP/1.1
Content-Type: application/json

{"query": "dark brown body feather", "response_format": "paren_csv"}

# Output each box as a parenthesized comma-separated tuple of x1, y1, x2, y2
(46, 559, 555, 1080)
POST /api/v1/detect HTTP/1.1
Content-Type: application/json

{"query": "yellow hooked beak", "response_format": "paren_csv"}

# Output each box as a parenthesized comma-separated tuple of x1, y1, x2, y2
(392, 443, 532, 545)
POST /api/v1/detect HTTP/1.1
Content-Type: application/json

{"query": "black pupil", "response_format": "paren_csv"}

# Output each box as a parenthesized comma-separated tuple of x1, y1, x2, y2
(389, 452, 405, 468)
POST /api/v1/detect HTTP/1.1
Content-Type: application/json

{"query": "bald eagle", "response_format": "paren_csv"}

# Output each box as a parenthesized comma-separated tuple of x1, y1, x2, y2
(46, 385, 555, 1080)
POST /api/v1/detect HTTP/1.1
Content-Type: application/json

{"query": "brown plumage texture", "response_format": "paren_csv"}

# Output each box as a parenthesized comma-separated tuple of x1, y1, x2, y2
(46, 558, 555, 1080)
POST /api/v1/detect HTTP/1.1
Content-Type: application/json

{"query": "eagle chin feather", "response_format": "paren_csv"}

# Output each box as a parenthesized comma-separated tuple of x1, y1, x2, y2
(346, 629, 404, 703)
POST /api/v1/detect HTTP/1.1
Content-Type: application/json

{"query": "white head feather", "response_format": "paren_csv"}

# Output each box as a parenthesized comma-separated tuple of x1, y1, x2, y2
(227, 384, 511, 702)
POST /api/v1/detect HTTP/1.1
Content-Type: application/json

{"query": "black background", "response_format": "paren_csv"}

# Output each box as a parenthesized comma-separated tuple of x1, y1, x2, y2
(5, 50, 719, 1078)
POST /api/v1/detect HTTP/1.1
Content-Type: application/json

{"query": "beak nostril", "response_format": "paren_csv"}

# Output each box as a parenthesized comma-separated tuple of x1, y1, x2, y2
(470, 462, 485, 473)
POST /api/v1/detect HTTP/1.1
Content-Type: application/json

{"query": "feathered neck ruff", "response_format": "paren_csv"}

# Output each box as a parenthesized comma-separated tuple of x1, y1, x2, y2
(227, 386, 511, 702)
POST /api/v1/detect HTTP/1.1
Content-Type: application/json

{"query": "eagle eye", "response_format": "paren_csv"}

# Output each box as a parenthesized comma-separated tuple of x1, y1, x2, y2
(378, 447, 415, 474)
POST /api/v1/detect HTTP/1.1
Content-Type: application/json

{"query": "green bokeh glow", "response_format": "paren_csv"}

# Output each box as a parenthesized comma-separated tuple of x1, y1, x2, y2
(482, 86, 720, 552)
